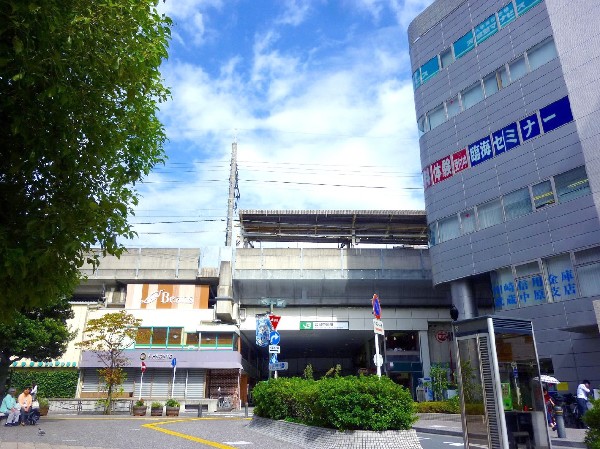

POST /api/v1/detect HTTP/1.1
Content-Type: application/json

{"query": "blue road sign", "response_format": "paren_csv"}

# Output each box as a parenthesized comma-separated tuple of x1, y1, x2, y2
(269, 331, 281, 345)
(269, 353, 278, 364)
(269, 362, 288, 371)
(540, 96, 573, 134)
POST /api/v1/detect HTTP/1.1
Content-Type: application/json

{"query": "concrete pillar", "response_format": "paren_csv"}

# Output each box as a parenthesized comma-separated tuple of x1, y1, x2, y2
(450, 279, 478, 320)
(419, 330, 431, 377)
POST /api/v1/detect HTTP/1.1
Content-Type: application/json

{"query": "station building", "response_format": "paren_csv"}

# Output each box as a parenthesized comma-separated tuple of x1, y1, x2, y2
(409, 0, 600, 389)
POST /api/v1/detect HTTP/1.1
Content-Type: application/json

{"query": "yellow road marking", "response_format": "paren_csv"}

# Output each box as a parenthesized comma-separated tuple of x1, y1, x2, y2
(142, 417, 250, 448)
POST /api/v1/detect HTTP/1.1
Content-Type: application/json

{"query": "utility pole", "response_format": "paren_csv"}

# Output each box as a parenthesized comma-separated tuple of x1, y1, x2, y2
(225, 139, 239, 247)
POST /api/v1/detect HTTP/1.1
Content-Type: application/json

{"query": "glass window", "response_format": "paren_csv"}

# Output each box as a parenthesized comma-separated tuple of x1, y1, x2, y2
(428, 222, 437, 247)
(438, 215, 460, 243)
(217, 334, 233, 348)
(527, 38, 558, 71)
(509, 56, 528, 82)
(575, 246, 600, 265)
(491, 266, 516, 310)
(421, 56, 440, 83)
(576, 263, 600, 297)
(136, 328, 152, 345)
(446, 95, 461, 118)
(453, 30, 475, 59)
(167, 327, 183, 346)
(503, 188, 532, 220)
(477, 199, 504, 229)
(460, 209, 477, 234)
(441, 48, 454, 68)
(515, 262, 545, 307)
(185, 332, 199, 347)
(428, 104, 446, 130)
(532, 180, 555, 209)
(498, 65, 510, 88)
(462, 82, 484, 109)
(418, 115, 429, 136)
(545, 254, 577, 302)
(483, 73, 499, 97)
(200, 332, 217, 348)
(555, 166, 590, 203)
(152, 328, 167, 346)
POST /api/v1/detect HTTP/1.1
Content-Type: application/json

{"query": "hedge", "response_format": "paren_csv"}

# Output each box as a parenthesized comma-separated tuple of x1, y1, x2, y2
(9, 369, 78, 398)
(253, 375, 417, 431)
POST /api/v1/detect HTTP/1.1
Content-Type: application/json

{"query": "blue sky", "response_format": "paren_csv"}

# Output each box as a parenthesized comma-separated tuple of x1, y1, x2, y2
(126, 0, 433, 248)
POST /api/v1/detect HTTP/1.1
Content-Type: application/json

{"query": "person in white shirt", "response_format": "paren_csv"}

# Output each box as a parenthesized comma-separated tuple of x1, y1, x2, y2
(576, 380, 591, 425)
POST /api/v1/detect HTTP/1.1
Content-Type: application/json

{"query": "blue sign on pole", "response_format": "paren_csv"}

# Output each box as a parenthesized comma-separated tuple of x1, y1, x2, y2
(269, 331, 281, 345)
(270, 353, 278, 364)
(256, 315, 271, 347)
(468, 136, 493, 167)
(492, 122, 520, 156)
(539, 96, 573, 134)
(519, 113, 541, 142)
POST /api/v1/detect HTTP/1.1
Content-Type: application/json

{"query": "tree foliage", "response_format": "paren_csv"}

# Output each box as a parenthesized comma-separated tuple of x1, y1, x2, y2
(76, 311, 141, 414)
(0, 296, 74, 391)
(0, 0, 172, 320)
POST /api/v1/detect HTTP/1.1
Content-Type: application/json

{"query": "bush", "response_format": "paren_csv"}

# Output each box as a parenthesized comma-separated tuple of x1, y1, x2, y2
(134, 399, 145, 407)
(253, 375, 416, 432)
(165, 398, 180, 408)
(584, 399, 599, 449)
(151, 401, 163, 408)
(10, 370, 78, 398)
(415, 400, 458, 414)
(37, 397, 49, 408)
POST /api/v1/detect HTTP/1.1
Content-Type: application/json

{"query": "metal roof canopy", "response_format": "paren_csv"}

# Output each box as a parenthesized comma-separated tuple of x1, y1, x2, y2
(238, 210, 428, 246)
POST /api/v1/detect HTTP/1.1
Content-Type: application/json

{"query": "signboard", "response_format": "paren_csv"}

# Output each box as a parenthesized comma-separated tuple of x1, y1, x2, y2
(372, 294, 382, 319)
(435, 331, 449, 343)
(300, 321, 349, 330)
(256, 315, 271, 347)
(540, 96, 573, 133)
(452, 148, 469, 174)
(420, 56, 439, 83)
(269, 354, 278, 364)
(516, 0, 542, 16)
(498, 3, 516, 28)
(269, 331, 281, 345)
(422, 166, 432, 189)
(269, 345, 280, 354)
(373, 319, 384, 335)
(269, 315, 281, 330)
(492, 122, 520, 156)
(519, 113, 541, 142)
(453, 30, 475, 59)
(269, 362, 288, 371)
(141, 361, 146, 373)
(430, 155, 453, 185)
(474, 14, 498, 45)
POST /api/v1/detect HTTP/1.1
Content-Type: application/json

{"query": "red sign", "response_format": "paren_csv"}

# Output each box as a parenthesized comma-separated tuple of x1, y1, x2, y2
(269, 315, 281, 330)
(141, 361, 147, 373)
(452, 148, 469, 174)
(422, 166, 432, 189)
(436, 331, 449, 343)
(430, 155, 453, 185)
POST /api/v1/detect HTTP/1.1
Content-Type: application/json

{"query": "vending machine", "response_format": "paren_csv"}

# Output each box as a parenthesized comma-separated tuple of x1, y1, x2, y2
(452, 316, 551, 449)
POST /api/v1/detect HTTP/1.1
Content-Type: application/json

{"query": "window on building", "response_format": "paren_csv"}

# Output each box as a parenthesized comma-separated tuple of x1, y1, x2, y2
(554, 166, 590, 203)
(498, 65, 510, 88)
(152, 328, 167, 346)
(574, 247, 600, 297)
(185, 332, 199, 347)
(217, 334, 234, 349)
(527, 37, 558, 71)
(544, 254, 577, 302)
(483, 73, 499, 97)
(136, 328, 152, 346)
(453, 30, 475, 59)
(460, 209, 477, 234)
(418, 115, 429, 136)
(477, 199, 504, 229)
(438, 215, 460, 243)
(428, 104, 446, 129)
(531, 180, 555, 209)
(503, 188, 532, 220)
(441, 48, 454, 68)
(428, 222, 437, 247)
(509, 55, 528, 82)
(167, 327, 183, 346)
(446, 95, 461, 118)
(462, 82, 484, 109)
(515, 261, 546, 307)
(491, 266, 516, 310)
(386, 332, 419, 352)
(200, 332, 218, 348)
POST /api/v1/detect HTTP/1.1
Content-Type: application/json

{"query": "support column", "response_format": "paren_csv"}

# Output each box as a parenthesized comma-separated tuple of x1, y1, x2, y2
(450, 279, 478, 320)
(419, 330, 431, 378)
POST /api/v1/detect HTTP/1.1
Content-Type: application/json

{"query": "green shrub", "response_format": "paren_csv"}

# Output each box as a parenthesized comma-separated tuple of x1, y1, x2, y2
(165, 398, 180, 408)
(9, 369, 78, 398)
(253, 375, 416, 432)
(151, 401, 163, 408)
(584, 399, 599, 449)
(415, 400, 458, 413)
(37, 397, 49, 407)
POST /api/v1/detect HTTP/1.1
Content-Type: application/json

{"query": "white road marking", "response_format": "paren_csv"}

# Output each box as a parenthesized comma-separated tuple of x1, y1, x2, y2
(222, 442, 253, 445)
(443, 442, 464, 446)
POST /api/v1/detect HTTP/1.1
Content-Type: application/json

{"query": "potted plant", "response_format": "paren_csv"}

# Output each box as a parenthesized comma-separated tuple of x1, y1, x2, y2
(165, 398, 180, 416)
(37, 397, 50, 416)
(150, 401, 163, 416)
(132, 398, 147, 416)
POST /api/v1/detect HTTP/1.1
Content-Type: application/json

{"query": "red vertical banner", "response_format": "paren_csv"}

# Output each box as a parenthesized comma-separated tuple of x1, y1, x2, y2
(430, 155, 453, 185)
(452, 147, 469, 174)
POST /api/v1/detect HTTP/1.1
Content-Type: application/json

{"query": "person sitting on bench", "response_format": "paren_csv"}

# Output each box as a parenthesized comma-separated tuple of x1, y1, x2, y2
(17, 387, 32, 426)
(0, 388, 21, 426)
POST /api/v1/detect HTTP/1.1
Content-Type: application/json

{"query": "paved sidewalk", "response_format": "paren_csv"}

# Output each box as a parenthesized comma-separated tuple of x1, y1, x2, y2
(414, 413, 587, 448)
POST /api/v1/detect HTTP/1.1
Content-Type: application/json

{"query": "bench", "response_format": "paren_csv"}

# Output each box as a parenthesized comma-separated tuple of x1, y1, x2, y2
(183, 399, 219, 413)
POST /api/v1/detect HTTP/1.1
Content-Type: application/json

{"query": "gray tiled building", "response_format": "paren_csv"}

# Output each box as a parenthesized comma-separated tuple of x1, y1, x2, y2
(409, 0, 600, 390)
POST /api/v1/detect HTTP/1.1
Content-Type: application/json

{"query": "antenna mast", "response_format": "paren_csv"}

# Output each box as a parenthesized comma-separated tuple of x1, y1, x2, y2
(225, 135, 239, 246)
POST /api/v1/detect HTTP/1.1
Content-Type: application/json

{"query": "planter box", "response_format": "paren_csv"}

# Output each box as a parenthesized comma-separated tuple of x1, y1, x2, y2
(132, 406, 147, 416)
(150, 407, 163, 416)
(165, 406, 179, 417)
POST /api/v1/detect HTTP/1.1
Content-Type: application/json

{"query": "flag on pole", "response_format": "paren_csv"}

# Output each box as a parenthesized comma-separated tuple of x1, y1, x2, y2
(141, 361, 146, 373)
(171, 357, 177, 372)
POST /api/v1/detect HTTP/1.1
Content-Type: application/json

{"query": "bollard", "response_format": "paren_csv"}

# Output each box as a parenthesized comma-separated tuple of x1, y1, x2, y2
(245, 402, 249, 418)
(554, 405, 566, 438)
(197, 403, 203, 417)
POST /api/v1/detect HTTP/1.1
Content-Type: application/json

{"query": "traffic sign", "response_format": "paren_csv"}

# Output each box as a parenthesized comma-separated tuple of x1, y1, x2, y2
(269, 331, 281, 345)
(141, 361, 146, 373)
(373, 354, 383, 367)
(372, 294, 381, 319)
(269, 315, 281, 330)
(373, 319, 384, 335)
(269, 345, 280, 354)
(269, 362, 288, 371)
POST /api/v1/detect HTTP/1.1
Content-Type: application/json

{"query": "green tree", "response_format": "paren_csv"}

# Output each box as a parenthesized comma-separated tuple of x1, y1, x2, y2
(429, 363, 450, 401)
(0, 0, 172, 321)
(76, 311, 141, 414)
(0, 296, 75, 390)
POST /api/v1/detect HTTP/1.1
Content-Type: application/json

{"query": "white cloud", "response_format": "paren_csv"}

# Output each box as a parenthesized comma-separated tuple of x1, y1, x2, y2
(275, 0, 313, 26)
